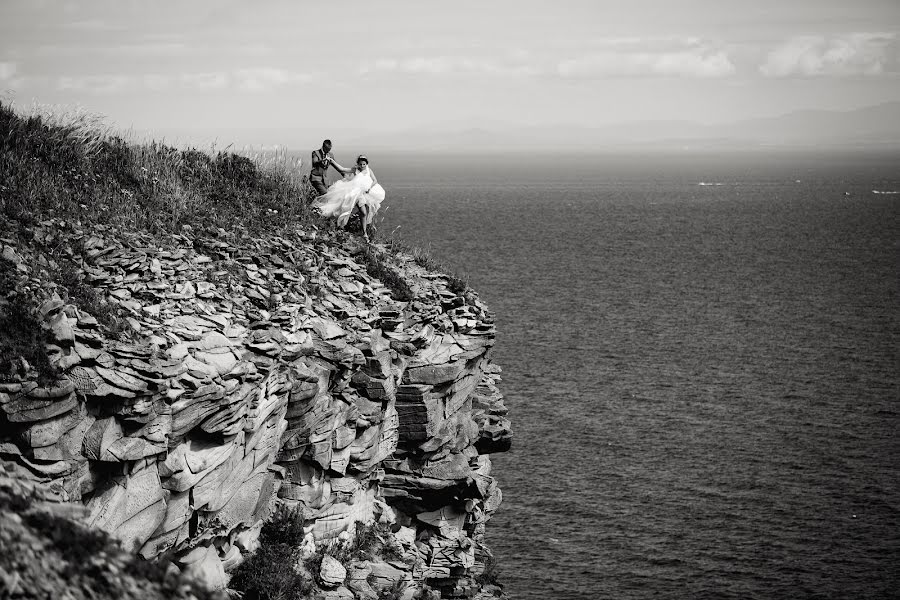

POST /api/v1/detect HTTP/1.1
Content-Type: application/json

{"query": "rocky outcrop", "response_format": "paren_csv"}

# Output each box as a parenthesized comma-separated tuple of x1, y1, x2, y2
(0, 219, 511, 598)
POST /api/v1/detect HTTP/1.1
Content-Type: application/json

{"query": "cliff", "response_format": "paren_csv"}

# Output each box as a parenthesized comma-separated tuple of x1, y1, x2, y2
(0, 103, 511, 599)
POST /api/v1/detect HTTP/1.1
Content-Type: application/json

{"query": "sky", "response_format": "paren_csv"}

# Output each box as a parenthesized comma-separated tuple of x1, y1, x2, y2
(1, 0, 899, 148)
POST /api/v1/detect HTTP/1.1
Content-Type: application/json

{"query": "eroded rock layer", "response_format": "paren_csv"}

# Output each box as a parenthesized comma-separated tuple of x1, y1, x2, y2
(0, 219, 511, 598)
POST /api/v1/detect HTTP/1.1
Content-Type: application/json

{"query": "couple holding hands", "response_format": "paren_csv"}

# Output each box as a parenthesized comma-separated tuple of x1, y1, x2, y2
(310, 139, 385, 241)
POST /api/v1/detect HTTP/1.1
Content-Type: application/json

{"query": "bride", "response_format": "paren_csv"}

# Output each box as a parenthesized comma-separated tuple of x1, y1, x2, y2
(315, 154, 385, 241)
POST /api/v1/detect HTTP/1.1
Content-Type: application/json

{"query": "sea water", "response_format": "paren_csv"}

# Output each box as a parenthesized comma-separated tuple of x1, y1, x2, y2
(360, 151, 899, 599)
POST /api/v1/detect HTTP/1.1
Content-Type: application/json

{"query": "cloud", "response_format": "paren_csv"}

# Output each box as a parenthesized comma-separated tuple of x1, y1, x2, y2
(180, 72, 229, 90)
(57, 74, 132, 93)
(59, 19, 120, 32)
(234, 68, 313, 92)
(360, 56, 540, 77)
(0, 62, 16, 81)
(760, 33, 899, 77)
(558, 39, 736, 78)
(113, 42, 189, 57)
(37, 41, 190, 58)
(34, 38, 266, 61)
(142, 74, 172, 91)
(235, 43, 273, 58)
(361, 45, 737, 80)
(53, 68, 313, 94)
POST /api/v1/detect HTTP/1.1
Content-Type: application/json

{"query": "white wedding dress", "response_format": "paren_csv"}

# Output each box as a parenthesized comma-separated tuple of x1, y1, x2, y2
(315, 166, 386, 228)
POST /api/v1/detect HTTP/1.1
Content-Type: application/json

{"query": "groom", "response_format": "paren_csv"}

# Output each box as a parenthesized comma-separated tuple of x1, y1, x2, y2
(309, 139, 349, 197)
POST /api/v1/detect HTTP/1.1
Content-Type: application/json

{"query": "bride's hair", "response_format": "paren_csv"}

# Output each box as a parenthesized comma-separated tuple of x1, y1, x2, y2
(356, 154, 368, 164)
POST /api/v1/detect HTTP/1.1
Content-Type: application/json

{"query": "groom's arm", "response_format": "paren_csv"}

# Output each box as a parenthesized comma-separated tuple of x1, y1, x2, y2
(329, 159, 351, 175)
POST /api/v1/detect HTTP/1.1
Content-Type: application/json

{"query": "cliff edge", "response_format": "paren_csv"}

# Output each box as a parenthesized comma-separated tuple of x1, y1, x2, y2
(0, 103, 511, 599)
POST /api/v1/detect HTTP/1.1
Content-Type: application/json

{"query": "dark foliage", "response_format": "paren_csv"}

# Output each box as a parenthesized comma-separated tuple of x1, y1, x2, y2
(0, 258, 58, 383)
(23, 508, 112, 564)
(56, 258, 126, 338)
(326, 520, 403, 564)
(359, 245, 414, 302)
(229, 543, 313, 600)
(215, 152, 258, 186)
(445, 273, 469, 295)
(377, 580, 407, 600)
(258, 504, 307, 547)
(229, 505, 315, 600)
(474, 551, 502, 587)
(0, 488, 222, 600)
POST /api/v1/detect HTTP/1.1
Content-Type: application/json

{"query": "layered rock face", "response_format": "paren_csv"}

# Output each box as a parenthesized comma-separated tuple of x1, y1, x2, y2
(0, 219, 511, 598)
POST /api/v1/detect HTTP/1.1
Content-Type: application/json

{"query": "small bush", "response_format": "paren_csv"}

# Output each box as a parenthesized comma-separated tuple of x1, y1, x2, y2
(377, 579, 407, 600)
(410, 245, 439, 271)
(446, 273, 469, 295)
(56, 258, 126, 338)
(326, 521, 402, 564)
(408, 245, 469, 294)
(258, 504, 306, 547)
(0, 258, 58, 383)
(349, 520, 385, 560)
(229, 505, 314, 600)
(229, 543, 313, 600)
(301, 551, 323, 580)
(474, 551, 501, 587)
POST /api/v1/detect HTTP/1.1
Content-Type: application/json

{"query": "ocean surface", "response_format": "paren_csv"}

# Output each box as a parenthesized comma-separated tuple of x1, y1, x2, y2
(359, 151, 899, 599)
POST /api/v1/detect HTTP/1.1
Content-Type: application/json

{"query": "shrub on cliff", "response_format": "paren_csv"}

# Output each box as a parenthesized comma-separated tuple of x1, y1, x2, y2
(358, 245, 414, 301)
(474, 550, 502, 587)
(56, 256, 127, 338)
(324, 520, 404, 564)
(405, 244, 469, 294)
(0, 257, 58, 383)
(228, 505, 314, 600)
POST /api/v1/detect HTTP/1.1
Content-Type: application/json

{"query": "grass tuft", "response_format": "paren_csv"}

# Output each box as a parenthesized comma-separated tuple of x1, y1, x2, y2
(474, 551, 502, 587)
(408, 244, 469, 294)
(359, 245, 414, 302)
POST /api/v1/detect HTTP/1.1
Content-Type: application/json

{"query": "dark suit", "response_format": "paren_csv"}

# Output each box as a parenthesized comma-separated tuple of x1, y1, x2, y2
(309, 148, 334, 196)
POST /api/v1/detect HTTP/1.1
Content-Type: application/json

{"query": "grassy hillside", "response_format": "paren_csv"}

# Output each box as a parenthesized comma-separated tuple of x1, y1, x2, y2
(0, 101, 318, 236)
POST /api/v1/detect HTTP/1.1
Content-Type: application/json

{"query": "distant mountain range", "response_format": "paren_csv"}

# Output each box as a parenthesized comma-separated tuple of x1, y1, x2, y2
(346, 102, 900, 152)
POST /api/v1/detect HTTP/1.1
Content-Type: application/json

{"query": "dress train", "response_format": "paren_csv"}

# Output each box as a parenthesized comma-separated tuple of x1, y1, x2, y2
(315, 167, 385, 228)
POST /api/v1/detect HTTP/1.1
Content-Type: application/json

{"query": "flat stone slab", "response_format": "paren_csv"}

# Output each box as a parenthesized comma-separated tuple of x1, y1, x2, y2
(403, 359, 468, 386)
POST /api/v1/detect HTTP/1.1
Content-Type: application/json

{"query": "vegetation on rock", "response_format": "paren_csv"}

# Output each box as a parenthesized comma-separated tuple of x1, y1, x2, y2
(0, 257, 58, 383)
(359, 244, 415, 301)
(0, 481, 223, 599)
(0, 100, 317, 236)
(228, 506, 314, 600)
